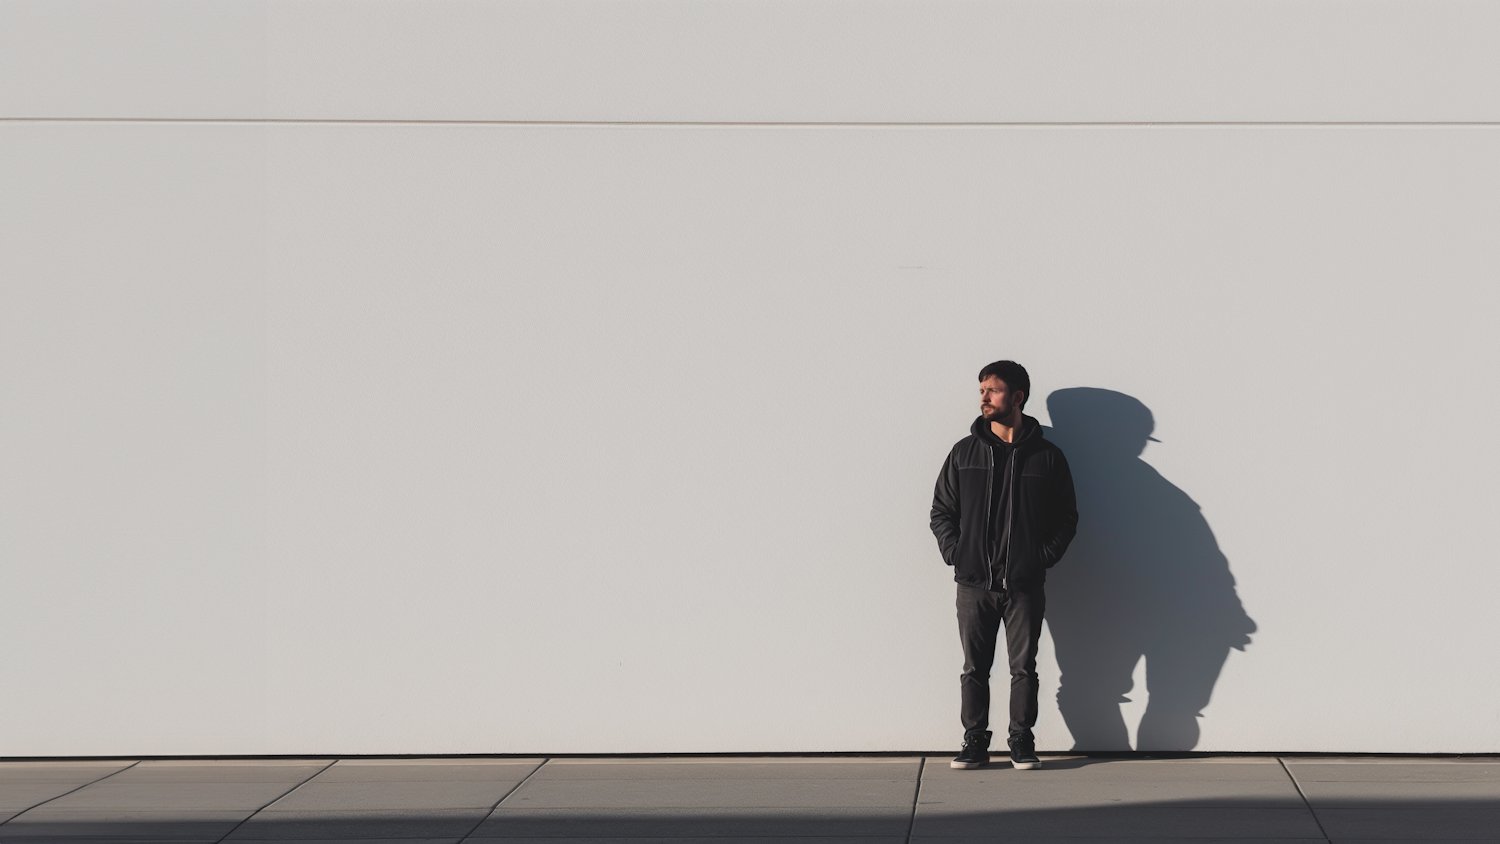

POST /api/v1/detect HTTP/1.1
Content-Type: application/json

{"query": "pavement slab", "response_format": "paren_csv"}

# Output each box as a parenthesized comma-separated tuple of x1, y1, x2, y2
(226, 808, 487, 839)
(1315, 807, 1500, 839)
(533, 758, 920, 780)
(471, 807, 913, 837)
(1287, 761, 1500, 783)
(911, 839, 1326, 844)
(114, 761, 330, 783)
(916, 778, 1305, 809)
(38, 781, 301, 811)
(0, 840, 220, 844)
(1299, 780, 1500, 807)
(912, 839, 1326, 844)
(0, 784, 98, 813)
(503, 777, 918, 809)
(1329, 840, 1500, 844)
(229, 840, 459, 844)
(311, 759, 542, 783)
(0, 808, 246, 840)
(912, 805, 1327, 838)
(228, 840, 459, 844)
(0, 763, 134, 783)
(468, 838, 906, 844)
(266, 781, 518, 811)
(921, 756, 1292, 782)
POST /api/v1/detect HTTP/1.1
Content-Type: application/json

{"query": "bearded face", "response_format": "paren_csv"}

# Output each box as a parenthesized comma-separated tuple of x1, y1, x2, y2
(980, 375, 1024, 421)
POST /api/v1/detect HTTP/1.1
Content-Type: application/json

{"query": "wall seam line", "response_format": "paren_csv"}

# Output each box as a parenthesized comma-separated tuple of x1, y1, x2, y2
(2, 118, 1500, 127)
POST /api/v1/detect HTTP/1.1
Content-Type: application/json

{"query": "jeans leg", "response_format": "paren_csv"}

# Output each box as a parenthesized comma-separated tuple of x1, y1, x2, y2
(1002, 587, 1047, 742)
(956, 585, 1003, 734)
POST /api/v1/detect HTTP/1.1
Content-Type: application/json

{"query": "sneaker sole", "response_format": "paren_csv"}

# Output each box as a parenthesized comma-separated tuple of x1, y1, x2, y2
(1011, 760, 1041, 770)
(949, 760, 986, 769)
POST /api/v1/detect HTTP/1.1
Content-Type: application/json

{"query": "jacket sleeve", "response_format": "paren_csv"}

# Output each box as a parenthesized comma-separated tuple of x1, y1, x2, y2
(930, 448, 962, 566)
(1040, 450, 1078, 568)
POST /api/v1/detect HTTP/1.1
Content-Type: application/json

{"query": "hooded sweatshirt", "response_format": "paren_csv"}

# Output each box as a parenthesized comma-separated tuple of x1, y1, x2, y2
(976, 416, 1041, 586)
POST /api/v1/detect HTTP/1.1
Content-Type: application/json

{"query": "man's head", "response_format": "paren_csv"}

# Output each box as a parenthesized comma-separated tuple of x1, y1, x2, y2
(978, 360, 1029, 422)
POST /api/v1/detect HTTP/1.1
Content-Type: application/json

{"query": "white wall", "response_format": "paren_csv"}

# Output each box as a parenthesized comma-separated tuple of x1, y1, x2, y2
(2, 1, 1498, 757)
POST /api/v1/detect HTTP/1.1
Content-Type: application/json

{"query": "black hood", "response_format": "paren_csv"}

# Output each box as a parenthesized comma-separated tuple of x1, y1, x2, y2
(971, 414, 1042, 447)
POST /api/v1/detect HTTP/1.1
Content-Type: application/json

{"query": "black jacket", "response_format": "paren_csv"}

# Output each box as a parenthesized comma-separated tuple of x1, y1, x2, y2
(930, 415, 1079, 590)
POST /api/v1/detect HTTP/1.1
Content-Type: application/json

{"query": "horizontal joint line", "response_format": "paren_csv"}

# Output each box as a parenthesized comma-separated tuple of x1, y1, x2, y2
(2, 118, 1499, 127)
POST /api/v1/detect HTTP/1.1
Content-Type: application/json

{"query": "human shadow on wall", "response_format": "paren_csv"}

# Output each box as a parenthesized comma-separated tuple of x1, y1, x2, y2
(1043, 388, 1255, 752)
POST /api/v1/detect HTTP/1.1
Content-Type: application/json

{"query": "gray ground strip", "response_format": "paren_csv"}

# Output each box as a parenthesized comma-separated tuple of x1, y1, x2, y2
(1, 755, 1496, 841)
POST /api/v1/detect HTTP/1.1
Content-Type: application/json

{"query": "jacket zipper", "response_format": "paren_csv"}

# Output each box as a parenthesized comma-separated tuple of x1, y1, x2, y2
(983, 446, 995, 591)
(984, 446, 996, 590)
(1002, 448, 1017, 590)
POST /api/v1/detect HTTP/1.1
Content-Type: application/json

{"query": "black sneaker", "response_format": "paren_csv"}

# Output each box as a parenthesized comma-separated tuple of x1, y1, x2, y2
(1008, 736, 1041, 770)
(950, 730, 991, 769)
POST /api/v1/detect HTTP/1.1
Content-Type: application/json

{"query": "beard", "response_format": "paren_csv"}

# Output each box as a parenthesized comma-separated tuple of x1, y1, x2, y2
(981, 401, 1012, 421)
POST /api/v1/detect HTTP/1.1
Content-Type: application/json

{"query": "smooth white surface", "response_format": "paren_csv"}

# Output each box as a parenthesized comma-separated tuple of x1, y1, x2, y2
(3, 120, 1499, 755)
(3, 0, 1500, 122)
(0, 125, 271, 752)
(5, 0, 1500, 756)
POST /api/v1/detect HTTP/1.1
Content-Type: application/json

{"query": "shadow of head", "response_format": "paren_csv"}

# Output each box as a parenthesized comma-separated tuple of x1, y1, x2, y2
(1047, 387, 1157, 459)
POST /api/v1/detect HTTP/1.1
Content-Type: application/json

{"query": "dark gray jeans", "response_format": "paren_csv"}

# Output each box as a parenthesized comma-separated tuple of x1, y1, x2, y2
(957, 583, 1046, 742)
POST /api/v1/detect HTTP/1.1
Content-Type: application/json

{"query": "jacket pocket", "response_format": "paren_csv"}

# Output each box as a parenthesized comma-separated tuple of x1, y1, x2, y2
(944, 534, 960, 566)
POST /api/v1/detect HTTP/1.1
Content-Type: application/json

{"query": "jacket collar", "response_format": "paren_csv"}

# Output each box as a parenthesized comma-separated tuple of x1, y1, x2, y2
(971, 414, 1041, 448)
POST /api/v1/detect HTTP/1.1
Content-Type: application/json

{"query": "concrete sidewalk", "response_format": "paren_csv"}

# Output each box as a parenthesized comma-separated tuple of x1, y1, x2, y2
(2, 755, 1498, 843)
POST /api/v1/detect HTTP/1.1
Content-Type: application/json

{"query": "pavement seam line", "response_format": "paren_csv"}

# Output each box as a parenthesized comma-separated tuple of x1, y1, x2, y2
(457, 757, 549, 843)
(903, 756, 926, 844)
(0, 759, 142, 825)
(210, 757, 338, 844)
(1278, 756, 1333, 844)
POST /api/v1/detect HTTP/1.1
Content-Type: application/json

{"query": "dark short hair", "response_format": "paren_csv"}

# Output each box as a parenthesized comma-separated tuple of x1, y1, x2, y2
(978, 360, 1030, 408)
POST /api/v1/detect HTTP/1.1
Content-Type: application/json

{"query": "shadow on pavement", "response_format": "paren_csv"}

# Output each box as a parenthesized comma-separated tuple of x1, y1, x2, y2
(2, 795, 1499, 841)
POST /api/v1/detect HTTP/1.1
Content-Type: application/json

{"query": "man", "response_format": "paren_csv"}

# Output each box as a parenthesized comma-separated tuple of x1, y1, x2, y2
(930, 360, 1078, 770)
